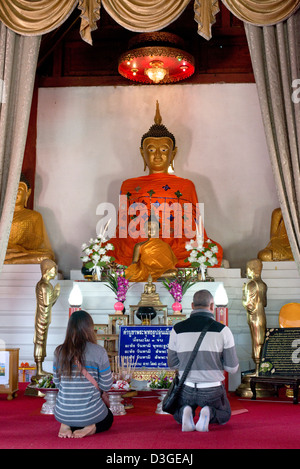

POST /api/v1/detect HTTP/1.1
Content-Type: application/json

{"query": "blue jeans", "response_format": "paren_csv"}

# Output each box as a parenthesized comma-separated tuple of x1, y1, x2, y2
(173, 384, 231, 426)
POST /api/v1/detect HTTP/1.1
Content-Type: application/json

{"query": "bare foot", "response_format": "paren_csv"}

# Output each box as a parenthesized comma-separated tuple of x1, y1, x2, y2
(72, 424, 96, 438)
(58, 423, 73, 438)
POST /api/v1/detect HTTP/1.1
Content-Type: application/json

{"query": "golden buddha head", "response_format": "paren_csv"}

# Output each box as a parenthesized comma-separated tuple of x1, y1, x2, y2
(140, 101, 177, 174)
(147, 214, 160, 238)
(246, 258, 262, 279)
(40, 258, 57, 279)
(15, 174, 31, 209)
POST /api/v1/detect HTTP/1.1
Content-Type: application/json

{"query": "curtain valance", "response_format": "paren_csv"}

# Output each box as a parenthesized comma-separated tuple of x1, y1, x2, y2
(0, 0, 78, 35)
(0, 0, 219, 43)
(222, 0, 300, 26)
(1, 0, 300, 45)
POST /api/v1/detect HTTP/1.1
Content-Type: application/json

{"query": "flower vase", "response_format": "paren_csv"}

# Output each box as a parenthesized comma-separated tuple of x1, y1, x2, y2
(172, 302, 182, 314)
(40, 388, 58, 415)
(197, 266, 206, 281)
(155, 389, 169, 414)
(93, 266, 102, 281)
(114, 301, 124, 314)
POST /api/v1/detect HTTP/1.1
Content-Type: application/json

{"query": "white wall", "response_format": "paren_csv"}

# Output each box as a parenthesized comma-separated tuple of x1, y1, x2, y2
(35, 84, 279, 279)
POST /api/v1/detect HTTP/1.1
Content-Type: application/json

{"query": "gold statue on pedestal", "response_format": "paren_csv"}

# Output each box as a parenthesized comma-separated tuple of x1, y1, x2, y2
(138, 275, 163, 307)
(243, 259, 267, 376)
(32, 259, 60, 381)
(236, 259, 274, 398)
(258, 208, 294, 261)
(4, 174, 55, 264)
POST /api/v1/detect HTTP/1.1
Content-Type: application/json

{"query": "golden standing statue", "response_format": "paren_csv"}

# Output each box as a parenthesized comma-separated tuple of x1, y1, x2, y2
(4, 174, 55, 264)
(236, 259, 274, 398)
(242, 259, 267, 375)
(32, 259, 60, 380)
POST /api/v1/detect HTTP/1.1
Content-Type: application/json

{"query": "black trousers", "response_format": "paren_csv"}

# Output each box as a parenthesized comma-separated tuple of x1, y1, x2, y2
(71, 408, 114, 433)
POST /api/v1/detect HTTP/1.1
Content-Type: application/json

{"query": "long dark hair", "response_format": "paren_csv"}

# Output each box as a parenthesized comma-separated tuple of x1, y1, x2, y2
(55, 310, 97, 377)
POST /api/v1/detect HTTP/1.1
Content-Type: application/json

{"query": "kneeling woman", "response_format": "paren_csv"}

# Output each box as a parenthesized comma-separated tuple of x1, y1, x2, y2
(53, 310, 113, 438)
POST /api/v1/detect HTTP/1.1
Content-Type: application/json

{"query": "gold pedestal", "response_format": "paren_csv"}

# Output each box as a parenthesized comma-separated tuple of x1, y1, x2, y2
(235, 373, 275, 399)
(24, 383, 45, 397)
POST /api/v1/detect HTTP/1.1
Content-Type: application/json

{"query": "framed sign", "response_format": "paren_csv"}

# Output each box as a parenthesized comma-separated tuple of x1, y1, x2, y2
(259, 328, 300, 376)
(118, 325, 172, 369)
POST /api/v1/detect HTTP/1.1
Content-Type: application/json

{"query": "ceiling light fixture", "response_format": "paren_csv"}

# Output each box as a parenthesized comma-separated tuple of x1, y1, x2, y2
(118, 32, 195, 84)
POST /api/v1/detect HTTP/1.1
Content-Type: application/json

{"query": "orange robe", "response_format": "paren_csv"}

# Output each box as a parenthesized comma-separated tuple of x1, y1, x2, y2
(107, 173, 223, 268)
(125, 238, 178, 282)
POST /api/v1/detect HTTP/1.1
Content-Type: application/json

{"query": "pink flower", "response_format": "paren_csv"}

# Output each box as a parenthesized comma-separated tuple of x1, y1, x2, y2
(116, 276, 130, 302)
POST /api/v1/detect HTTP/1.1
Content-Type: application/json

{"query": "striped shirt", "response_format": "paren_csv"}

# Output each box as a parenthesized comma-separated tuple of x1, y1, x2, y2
(53, 342, 113, 427)
(168, 310, 239, 385)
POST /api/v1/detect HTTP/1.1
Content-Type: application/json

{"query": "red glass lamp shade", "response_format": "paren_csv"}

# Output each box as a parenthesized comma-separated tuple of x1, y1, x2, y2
(118, 32, 195, 84)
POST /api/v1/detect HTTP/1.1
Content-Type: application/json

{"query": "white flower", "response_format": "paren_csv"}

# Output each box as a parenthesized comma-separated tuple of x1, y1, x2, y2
(98, 247, 106, 255)
(89, 238, 95, 244)
(185, 241, 194, 251)
(81, 243, 88, 250)
(101, 255, 111, 263)
(85, 248, 93, 256)
(208, 256, 218, 266)
(211, 245, 218, 253)
(92, 253, 100, 262)
(206, 251, 213, 258)
(97, 234, 107, 243)
(188, 252, 198, 262)
(81, 256, 90, 263)
(198, 255, 207, 263)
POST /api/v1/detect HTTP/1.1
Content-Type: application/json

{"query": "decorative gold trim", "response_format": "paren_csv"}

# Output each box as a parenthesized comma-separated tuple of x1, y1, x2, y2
(119, 46, 195, 66)
(132, 369, 176, 381)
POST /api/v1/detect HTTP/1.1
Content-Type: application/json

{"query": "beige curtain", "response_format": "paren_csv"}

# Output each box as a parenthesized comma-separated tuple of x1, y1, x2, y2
(222, 0, 300, 25)
(102, 0, 220, 40)
(0, 0, 221, 43)
(102, 0, 191, 31)
(0, 0, 78, 36)
(0, 23, 41, 271)
(244, 11, 300, 270)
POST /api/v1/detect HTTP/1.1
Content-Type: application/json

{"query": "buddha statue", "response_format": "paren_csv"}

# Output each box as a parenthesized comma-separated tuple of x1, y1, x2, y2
(4, 174, 55, 264)
(125, 216, 177, 282)
(106, 101, 223, 270)
(32, 259, 60, 380)
(242, 259, 267, 375)
(138, 274, 163, 307)
(258, 208, 293, 261)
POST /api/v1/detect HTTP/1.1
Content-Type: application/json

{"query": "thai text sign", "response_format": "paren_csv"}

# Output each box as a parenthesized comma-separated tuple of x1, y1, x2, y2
(119, 326, 172, 368)
(259, 328, 300, 376)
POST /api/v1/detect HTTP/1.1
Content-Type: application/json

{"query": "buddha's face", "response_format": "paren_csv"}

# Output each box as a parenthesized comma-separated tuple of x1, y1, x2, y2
(140, 137, 177, 174)
(147, 221, 159, 238)
(246, 261, 261, 279)
(15, 182, 31, 209)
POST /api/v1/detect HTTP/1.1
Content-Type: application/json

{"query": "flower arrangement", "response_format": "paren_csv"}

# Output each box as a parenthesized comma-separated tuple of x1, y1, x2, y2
(81, 237, 115, 271)
(184, 219, 218, 279)
(34, 374, 56, 389)
(111, 356, 138, 390)
(147, 373, 174, 389)
(184, 238, 218, 279)
(105, 270, 131, 303)
(162, 270, 194, 303)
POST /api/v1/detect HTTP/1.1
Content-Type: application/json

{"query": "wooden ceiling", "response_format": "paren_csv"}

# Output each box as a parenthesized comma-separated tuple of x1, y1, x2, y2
(36, 2, 254, 87)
